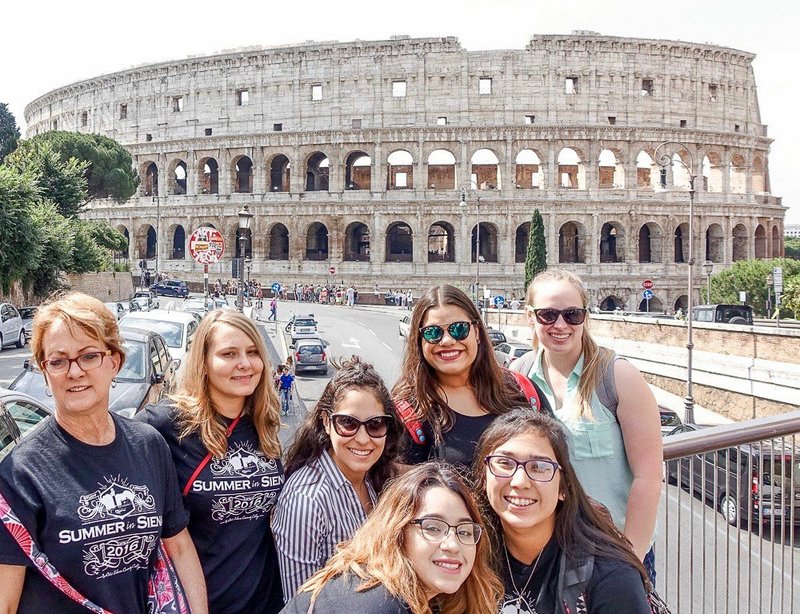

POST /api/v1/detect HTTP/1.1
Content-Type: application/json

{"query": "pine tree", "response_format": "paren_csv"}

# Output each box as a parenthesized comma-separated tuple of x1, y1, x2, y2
(524, 209, 547, 290)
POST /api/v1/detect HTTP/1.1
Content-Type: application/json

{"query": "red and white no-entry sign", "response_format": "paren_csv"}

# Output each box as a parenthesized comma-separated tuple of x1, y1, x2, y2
(189, 227, 225, 265)
(642, 279, 654, 290)
(329, 266, 336, 275)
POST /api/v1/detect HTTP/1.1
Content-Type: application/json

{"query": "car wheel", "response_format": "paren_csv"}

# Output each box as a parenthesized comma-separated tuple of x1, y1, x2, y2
(720, 493, 739, 526)
(0, 333, 3, 350)
(16, 330, 25, 348)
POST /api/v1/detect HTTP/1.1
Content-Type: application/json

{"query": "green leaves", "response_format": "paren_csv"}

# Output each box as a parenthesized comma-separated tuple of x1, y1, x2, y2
(0, 167, 42, 293)
(524, 209, 547, 291)
(710, 258, 800, 317)
(0, 103, 20, 164)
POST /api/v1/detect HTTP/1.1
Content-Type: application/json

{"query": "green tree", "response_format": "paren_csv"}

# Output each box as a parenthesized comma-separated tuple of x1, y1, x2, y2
(0, 103, 20, 164)
(524, 209, 547, 290)
(26, 201, 74, 295)
(710, 258, 800, 316)
(0, 166, 42, 292)
(780, 277, 800, 318)
(785, 237, 800, 260)
(70, 219, 112, 273)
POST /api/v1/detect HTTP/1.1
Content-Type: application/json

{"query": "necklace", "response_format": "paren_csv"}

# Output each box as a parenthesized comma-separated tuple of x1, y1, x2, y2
(503, 538, 543, 614)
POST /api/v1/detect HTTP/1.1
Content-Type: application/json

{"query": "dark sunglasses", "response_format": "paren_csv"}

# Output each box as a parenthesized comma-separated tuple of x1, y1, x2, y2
(419, 321, 476, 344)
(327, 413, 392, 438)
(526, 306, 587, 326)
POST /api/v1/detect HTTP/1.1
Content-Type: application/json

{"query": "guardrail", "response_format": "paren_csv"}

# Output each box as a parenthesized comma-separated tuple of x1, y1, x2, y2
(659, 411, 800, 612)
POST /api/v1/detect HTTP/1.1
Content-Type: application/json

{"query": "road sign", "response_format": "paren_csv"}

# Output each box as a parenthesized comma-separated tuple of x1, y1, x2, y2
(773, 266, 784, 294)
(642, 279, 654, 290)
(494, 295, 505, 307)
(271, 282, 282, 294)
(329, 266, 336, 275)
(642, 289, 654, 300)
(189, 227, 225, 265)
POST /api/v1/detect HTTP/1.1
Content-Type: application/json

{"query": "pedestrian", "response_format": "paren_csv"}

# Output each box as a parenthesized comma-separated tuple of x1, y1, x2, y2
(278, 366, 295, 416)
(269, 297, 278, 321)
(0, 293, 207, 614)
(474, 409, 652, 613)
(284, 354, 294, 374)
(137, 309, 285, 614)
(346, 285, 355, 307)
(406, 289, 413, 310)
(272, 357, 402, 599)
(510, 297, 521, 311)
(511, 269, 662, 583)
(279, 463, 502, 614)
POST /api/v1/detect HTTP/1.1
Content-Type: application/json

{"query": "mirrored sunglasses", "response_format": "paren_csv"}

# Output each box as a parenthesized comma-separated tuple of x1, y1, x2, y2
(419, 321, 475, 344)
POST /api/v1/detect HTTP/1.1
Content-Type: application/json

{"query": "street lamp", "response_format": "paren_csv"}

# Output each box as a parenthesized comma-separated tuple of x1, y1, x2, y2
(702, 260, 713, 303)
(655, 141, 697, 423)
(237, 204, 253, 313)
(245, 257, 252, 283)
(458, 184, 483, 316)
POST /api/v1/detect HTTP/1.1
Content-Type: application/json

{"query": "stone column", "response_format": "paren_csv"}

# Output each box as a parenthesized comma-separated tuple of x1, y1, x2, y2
(252, 148, 266, 195)
(290, 147, 304, 193)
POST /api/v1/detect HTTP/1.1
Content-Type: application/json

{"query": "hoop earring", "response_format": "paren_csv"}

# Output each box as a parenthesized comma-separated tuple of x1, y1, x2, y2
(111, 379, 117, 388)
(45, 386, 53, 398)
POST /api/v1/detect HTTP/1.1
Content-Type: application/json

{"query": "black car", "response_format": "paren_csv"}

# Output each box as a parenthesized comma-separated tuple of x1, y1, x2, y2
(150, 280, 190, 298)
(487, 329, 507, 347)
(0, 387, 52, 459)
(9, 328, 178, 417)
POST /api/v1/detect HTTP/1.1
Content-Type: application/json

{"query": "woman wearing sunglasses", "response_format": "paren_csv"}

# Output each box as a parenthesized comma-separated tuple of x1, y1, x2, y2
(474, 409, 651, 613)
(272, 357, 402, 600)
(393, 285, 548, 469)
(511, 269, 662, 583)
(280, 462, 502, 614)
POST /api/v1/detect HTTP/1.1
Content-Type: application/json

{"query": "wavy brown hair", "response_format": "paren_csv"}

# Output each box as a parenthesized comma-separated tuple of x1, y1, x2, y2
(300, 462, 503, 614)
(170, 309, 281, 459)
(283, 355, 402, 492)
(392, 285, 527, 441)
(473, 409, 649, 588)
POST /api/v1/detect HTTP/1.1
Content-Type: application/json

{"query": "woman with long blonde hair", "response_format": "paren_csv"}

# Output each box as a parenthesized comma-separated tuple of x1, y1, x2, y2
(280, 463, 503, 614)
(137, 308, 285, 613)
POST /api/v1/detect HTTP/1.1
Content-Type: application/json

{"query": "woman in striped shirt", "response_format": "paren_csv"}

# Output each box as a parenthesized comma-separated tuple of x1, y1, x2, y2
(272, 357, 403, 600)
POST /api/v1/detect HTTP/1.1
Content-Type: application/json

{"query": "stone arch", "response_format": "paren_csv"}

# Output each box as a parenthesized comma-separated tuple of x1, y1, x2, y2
(515, 149, 543, 189)
(387, 150, 413, 189)
(344, 151, 372, 191)
(135, 224, 156, 260)
(115, 225, 130, 260)
(515, 222, 530, 263)
(772, 225, 782, 258)
(600, 222, 625, 263)
(752, 156, 767, 193)
(232, 155, 253, 193)
(427, 149, 456, 189)
(673, 223, 688, 263)
(557, 147, 586, 190)
(344, 222, 370, 261)
(470, 222, 498, 263)
(755, 224, 767, 259)
(730, 154, 747, 194)
(234, 227, 253, 258)
(428, 221, 455, 262)
(268, 154, 290, 192)
(386, 221, 413, 262)
(702, 152, 723, 193)
(198, 157, 219, 194)
(638, 222, 663, 263)
(599, 295, 625, 311)
(305, 222, 328, 260)
(638, 295, 664, 312)
(169, 224, 186, 260)
(141, 161, 159, 197)
(470, 148, 500, 190)
(674, 295, 689, 312)
(598, 148, 625, 189)
(636, 150, 659, 191)
(305, 152, 330, 191)
(558, 221, 586, 263)
(267, 223, 289, 260)
(670, 151, 692, 189)
(732, 223, 748, 261)
(167, 159, 187, 195)
(705, 223, 724, 263)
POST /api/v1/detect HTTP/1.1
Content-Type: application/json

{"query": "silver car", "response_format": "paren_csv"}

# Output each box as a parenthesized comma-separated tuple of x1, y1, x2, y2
(0, 303, 25, 350)
(494, 342, 533, 368)
(293, 338, 328, 374)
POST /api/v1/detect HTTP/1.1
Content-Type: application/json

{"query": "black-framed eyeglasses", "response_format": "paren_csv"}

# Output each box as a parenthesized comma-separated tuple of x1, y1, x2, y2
(484, 455, 561, 482)
(526, 306, 587, 326)
(41, 350, 113, 375)
(419, 321, 476, 344)
(409, 517, 483, 545)
(327, 413, 392, 438)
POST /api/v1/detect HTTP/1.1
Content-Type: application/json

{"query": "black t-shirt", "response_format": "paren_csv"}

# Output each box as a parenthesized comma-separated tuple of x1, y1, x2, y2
(401, 410, 495, 469)
(0, 413, 188, 614)
(500, 537, 651, 614)
(137, 403, 286, 614)
(280, 572, 411, 614)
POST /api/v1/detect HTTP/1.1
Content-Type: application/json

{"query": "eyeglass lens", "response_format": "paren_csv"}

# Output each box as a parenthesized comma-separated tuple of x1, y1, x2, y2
(330, 414, 390, 438)
(485, 455, 559, 482)
(532, 308, 586, 326)
(44, 351, 107, 374)
(420, 321, 472, 343)
(413, 518, 482, 545)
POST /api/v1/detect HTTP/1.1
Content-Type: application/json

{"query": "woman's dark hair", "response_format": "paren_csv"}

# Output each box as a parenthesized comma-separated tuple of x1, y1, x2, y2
(392, 285, 527, 441)
(284, 356, 402, 492)
(472, 408, 649, 587)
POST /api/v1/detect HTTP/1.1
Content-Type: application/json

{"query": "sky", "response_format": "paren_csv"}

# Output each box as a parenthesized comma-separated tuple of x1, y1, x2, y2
(2, 0, 797, 222)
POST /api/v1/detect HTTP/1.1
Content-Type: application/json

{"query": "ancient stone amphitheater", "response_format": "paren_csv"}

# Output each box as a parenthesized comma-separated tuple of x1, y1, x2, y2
(25, 33, 784, 310)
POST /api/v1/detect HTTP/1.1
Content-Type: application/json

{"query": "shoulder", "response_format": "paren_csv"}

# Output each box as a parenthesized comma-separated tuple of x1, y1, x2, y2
(313, 574, 409, 612)
(587, 556, 650, 610)
(115, 414, 171, 453)
(611, 356, 646, 386)
(279, 462, 331, 503)
(135, 401, 179, 432)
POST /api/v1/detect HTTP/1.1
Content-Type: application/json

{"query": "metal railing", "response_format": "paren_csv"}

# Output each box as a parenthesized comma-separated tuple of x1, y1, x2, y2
(659, 411, 800, 613)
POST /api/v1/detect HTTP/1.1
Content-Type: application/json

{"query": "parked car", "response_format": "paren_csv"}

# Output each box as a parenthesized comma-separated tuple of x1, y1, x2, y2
(494, 342, 533, 368)
(659, 406, 683, 436)
(130, 290, 159, 312)
(0, 303, 25, 350)
(0, 387, 52, 459)
(181, 297, 215, 317)
(290, 315, 318, 344)
(18, 306, 37, 342)
(119, 309, 199, 366)
(487, 329, 507, 347)
(692, 304, 754, 325)
(294, 338, 328, 374)
(399, 315, 411, 338)
(150, 280, 190, 298)
(666, 425, 800, 527)
(104, 301, 125, 321)
(9, 328, 178, 417)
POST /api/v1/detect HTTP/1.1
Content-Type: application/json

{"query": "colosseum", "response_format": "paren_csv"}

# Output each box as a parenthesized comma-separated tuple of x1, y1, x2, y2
(24, 33, 784, 310)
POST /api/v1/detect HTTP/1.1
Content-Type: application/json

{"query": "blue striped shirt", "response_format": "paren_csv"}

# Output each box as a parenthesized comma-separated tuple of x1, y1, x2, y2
(271, 450, 377, 601)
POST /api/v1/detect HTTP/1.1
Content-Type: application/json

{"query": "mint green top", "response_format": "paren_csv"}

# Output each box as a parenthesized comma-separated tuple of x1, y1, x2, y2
(527, 348, 634, 533)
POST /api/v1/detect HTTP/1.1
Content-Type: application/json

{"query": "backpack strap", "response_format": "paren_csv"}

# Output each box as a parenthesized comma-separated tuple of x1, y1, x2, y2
(394, 399, 427, 445)
(595, 352, 624, 421)
(557, 552, 594, 614)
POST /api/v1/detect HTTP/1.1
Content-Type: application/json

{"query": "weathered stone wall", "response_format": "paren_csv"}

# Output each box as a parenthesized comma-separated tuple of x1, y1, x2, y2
(64, 272, 134, 302)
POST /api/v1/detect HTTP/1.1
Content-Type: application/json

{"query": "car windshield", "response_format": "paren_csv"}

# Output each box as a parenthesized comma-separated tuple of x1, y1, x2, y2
(122, 319, 183, 348)
(718, 306, 751, 321)
(18, 308, 37, 319)
(295, 319, 315, 327)
(513, 348, 529, 358)
(660, 412, 681, 427)
(762, 457, 800, 489)
(117, 340, 146, 381)
(298, 345, 323, 355)
(3, 400, 48, 438)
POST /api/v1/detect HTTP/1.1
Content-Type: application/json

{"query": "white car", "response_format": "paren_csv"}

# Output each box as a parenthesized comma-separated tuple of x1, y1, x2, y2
(0, 304, 25, 350)
(290, 315, 318, 344)
(119, 309, 199, 367)
(399, 315, 411, 339)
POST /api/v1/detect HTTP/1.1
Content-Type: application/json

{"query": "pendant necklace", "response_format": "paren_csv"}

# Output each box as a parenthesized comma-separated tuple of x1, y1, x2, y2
(503, 537, 543, 614)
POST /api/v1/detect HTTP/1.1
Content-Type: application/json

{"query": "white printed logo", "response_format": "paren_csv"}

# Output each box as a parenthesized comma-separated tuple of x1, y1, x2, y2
(210, 442, 278, 478)
(78, 477, 156, 522)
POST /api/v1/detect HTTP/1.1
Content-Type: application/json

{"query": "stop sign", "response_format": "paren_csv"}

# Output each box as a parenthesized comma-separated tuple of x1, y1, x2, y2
(642, 279, 654, 290)
(329, 266, 336, 275)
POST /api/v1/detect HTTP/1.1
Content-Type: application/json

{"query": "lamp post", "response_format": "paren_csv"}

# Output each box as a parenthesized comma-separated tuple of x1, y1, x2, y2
(702, 260, 713, 303)
(237, 205, 253, 313)
(458, 184, 483, 318)
(655, 141, 697, 423)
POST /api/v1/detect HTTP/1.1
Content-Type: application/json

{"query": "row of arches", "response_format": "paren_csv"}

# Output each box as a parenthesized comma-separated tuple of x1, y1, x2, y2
(120, 220, 782, 264)
(138, 146, 769, 197)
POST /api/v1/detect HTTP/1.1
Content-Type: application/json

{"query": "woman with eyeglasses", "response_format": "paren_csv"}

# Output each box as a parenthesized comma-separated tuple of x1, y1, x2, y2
(137, 309, 285, 614)
(280, 462, 502, 614)
(272, 357, 402, 600)
(393, 285, 549, 470)
(511, 269, 662, 583)
(475, 409, 651, 613)
(0, 293, 207, 614)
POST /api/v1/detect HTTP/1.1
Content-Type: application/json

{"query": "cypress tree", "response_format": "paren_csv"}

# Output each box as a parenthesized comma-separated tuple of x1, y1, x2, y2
(524, 209, 547, 290)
